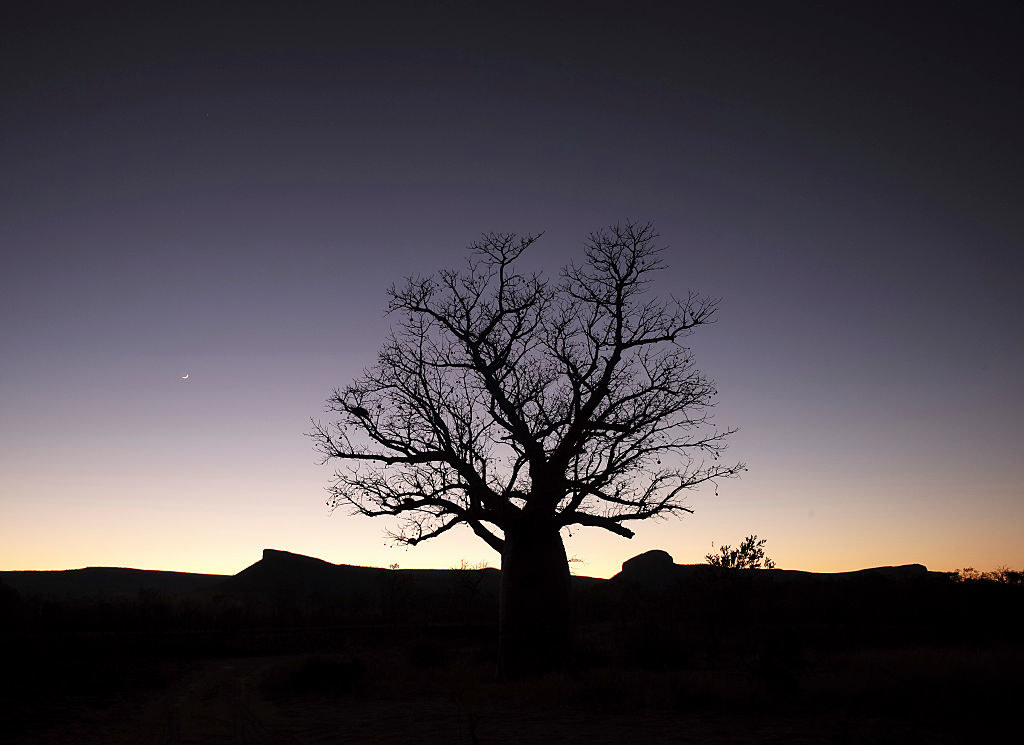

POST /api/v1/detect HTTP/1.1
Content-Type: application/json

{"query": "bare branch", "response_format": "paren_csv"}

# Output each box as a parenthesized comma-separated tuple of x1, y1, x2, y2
(311, 221, 742, 551)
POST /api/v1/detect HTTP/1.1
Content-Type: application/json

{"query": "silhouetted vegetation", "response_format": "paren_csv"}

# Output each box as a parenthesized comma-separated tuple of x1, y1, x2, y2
(952, 565, 1024, 584)
(311, 221, 742, 675)
(705, 534, 776, 569)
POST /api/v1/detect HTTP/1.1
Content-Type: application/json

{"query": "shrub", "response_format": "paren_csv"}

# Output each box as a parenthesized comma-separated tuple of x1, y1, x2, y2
(706, 535, 776, 570)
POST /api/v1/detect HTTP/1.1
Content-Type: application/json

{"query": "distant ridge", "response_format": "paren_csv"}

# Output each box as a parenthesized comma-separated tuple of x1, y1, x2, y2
(223, 548, 388, 595)
(1, 547, 945, 600)
(613, 549, 939, 588)
(0, 566, 226, 599)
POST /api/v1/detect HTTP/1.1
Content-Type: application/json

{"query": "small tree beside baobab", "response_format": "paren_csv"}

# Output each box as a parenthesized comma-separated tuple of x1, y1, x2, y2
(706, 535, 776, 570)
(311, 221, 743, 676)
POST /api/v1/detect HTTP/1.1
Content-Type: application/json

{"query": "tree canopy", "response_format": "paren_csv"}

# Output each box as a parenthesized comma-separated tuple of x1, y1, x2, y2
(311, 221, 743, 552)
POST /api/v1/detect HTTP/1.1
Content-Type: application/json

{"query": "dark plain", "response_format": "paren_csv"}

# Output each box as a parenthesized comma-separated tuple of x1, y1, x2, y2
(1, 555, 1020, 744)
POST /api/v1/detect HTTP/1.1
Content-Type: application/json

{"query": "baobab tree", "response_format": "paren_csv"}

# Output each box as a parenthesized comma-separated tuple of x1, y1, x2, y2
(311, 221, 743, 676)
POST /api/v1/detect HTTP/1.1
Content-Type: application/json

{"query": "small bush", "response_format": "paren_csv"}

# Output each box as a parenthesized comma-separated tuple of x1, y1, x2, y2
(952, 566, 1024, 584)
(707, 535, 776, 570)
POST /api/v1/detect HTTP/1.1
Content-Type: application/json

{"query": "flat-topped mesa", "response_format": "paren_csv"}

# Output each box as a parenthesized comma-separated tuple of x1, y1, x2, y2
(620, 549, 674, 574)
(845, 563, 929, 580)
(864, 568, 929, 577)
(224, 548, 389, 596)
(261, 548, 332, 565)
(616, 549, 677, 588)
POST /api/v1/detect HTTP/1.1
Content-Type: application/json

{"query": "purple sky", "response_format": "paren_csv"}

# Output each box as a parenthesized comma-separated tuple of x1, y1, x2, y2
(2, 1, 1021, 576)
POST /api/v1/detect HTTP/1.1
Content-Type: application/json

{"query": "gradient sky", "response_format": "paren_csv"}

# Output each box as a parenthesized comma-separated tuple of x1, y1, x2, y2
(2, 1, 1021, 577)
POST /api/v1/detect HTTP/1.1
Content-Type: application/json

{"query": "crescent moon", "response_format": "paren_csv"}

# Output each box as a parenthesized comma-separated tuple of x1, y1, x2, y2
(181, 373, 190, 380)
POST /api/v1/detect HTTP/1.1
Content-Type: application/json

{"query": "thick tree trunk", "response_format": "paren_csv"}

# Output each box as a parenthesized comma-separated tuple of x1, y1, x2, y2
(497, 522, 571, 678)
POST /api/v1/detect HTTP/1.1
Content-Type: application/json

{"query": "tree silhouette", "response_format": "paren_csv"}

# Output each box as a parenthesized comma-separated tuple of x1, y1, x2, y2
(706, 534, 776, 569)
(311, 221, 743, 676)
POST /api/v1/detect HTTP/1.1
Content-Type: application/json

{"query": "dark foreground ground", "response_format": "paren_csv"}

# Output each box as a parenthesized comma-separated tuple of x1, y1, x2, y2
(3, 623, 1020, 744)
(2, 555, 1021, 743)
